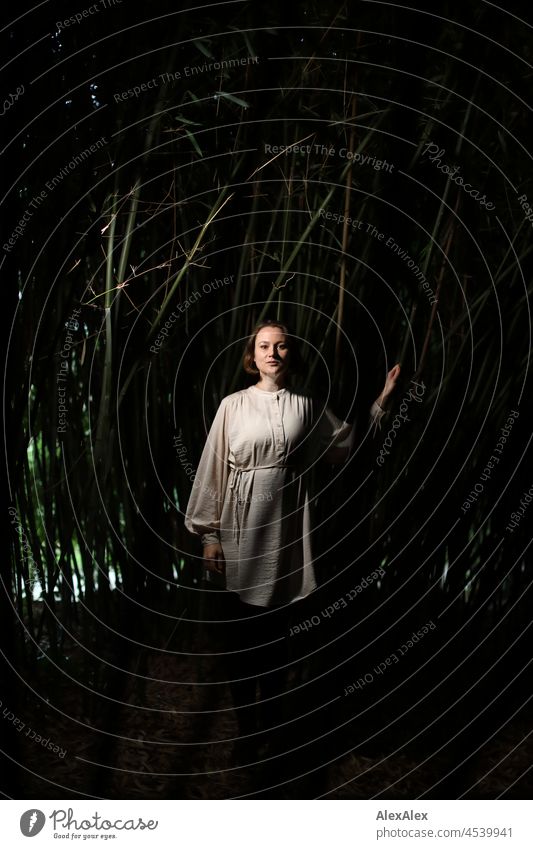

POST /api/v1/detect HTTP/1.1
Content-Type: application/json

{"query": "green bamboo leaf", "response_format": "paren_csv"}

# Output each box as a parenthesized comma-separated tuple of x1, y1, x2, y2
(241, 31, 256, 59)
(194, 39, 214, 59)
(185, 129, 203, 157)
(218, 91, 250, 108)
(174, 114, 202, 126)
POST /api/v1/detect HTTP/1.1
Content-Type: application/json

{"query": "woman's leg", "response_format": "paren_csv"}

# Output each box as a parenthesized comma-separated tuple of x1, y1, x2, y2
(217, 594, 294, 743)
(254, 604, 291, 732)
(218, 592, 261, 737)
(223, 598, 292, 737)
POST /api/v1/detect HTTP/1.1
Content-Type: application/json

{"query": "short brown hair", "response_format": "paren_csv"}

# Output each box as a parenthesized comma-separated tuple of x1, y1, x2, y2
(242, 320, 304, 376)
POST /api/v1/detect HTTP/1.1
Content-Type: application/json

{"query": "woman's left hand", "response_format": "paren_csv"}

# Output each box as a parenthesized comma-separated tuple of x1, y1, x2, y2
(378, 363, 401, 407)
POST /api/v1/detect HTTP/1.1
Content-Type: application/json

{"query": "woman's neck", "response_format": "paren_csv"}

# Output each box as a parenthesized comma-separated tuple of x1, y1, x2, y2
(255, 374, 287, 392)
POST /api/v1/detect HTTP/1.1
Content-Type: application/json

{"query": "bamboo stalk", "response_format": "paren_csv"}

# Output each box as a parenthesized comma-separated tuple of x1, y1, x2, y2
(334, 43, 360, 375)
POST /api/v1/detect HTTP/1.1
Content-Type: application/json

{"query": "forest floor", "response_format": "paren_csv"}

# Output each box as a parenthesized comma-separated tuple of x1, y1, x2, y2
(10, 624, 533, 800)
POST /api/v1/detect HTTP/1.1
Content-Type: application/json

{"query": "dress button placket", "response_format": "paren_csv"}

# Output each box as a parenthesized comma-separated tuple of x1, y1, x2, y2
(275, 395, 284, 451)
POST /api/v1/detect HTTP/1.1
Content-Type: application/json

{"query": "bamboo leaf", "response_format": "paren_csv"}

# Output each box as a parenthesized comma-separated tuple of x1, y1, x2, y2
(194, 39, 214, 59)
(218, 91, 250, 108)
(185, 129, 203, 157)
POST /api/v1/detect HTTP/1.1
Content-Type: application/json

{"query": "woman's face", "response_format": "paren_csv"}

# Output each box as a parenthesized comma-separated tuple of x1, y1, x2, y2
(254, 326, 290, 379)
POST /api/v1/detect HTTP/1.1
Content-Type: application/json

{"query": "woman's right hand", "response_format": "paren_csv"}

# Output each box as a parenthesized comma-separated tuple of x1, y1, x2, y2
(203, 542, 225, 573)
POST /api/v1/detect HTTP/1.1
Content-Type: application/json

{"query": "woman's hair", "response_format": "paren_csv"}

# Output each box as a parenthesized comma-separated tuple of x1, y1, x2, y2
(242, 320, 304, 376)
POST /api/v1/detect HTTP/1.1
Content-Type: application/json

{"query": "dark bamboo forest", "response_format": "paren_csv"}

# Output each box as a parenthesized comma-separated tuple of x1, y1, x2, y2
(2, 0, 533, 800)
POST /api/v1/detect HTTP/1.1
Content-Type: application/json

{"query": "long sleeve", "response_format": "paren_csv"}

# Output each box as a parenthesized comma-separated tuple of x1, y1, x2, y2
(369, 399, 387, 436)
(317, 399, 388, 463)
(184, 398, 230, 546)
(317, 406, 356, 464)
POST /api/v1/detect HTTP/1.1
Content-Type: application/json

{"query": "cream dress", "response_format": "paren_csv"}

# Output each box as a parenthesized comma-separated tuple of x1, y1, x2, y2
(184, 384, 386, 607)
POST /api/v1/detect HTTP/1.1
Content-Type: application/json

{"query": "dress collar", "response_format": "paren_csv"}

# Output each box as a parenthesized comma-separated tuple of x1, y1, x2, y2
(249, 384, 287, 396)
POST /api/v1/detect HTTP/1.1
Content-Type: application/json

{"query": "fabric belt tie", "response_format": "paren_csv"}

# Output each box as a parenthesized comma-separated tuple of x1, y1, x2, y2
(228, 463, 292, 543)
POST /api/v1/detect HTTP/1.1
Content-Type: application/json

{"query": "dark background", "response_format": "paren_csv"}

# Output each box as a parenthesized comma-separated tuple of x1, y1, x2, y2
(2, 0, 532, 798)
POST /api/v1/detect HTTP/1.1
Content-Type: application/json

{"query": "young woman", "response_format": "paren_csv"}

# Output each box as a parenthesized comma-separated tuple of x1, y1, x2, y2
(185, 320, 400, 758)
